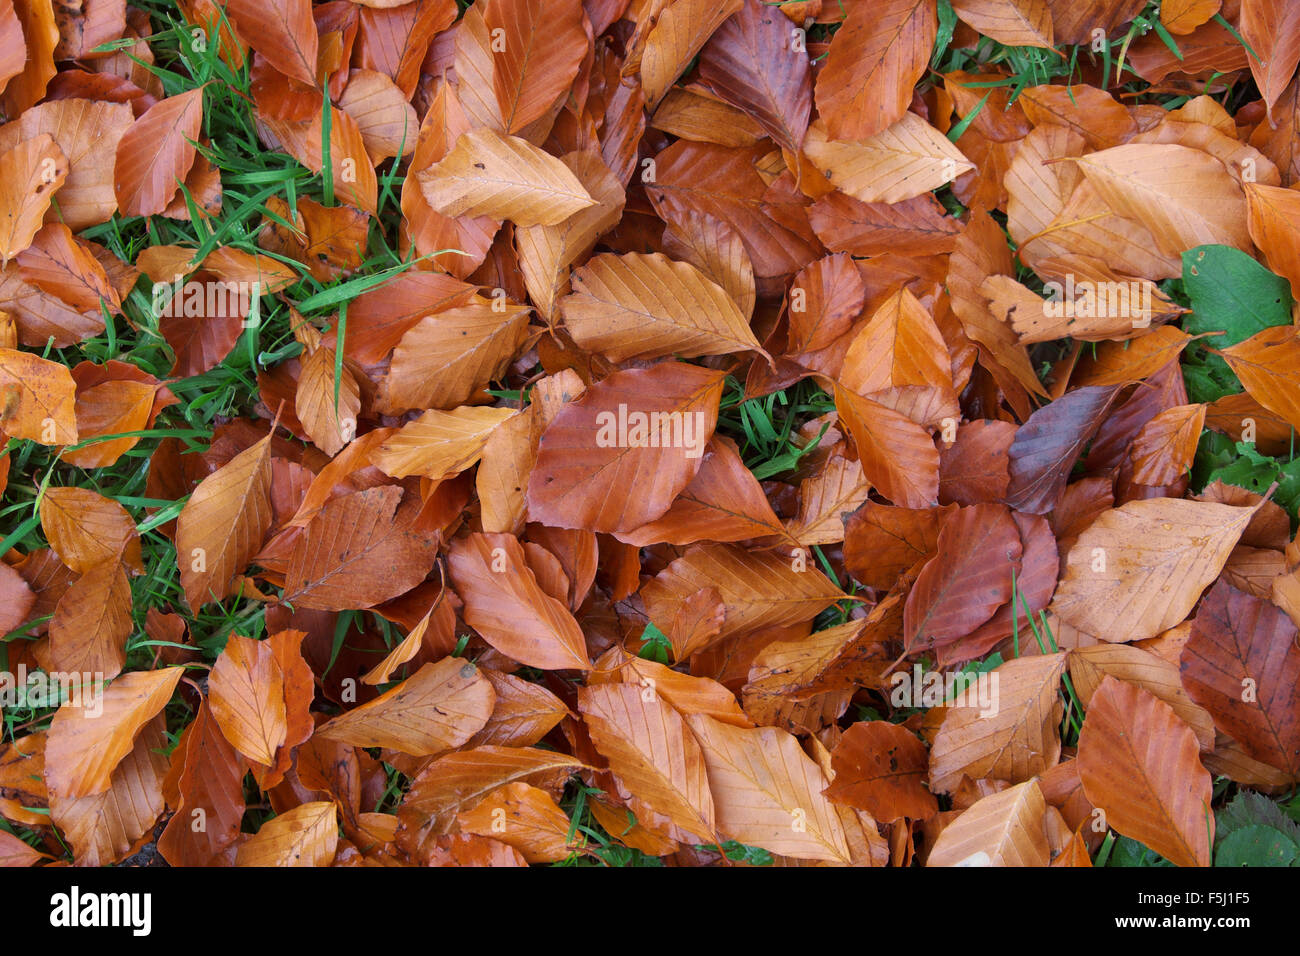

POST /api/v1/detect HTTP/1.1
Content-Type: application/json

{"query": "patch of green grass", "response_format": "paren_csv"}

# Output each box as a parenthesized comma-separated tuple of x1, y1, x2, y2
(716, 376, 836, 480)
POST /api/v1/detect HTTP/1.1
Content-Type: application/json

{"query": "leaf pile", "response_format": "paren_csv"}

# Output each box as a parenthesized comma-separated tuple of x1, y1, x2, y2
(1, 0, 1300, 868)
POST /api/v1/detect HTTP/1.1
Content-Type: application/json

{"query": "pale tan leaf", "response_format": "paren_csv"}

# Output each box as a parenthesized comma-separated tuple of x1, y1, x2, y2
(687, 713, 851, 862)
(929, 653, 1067, 793)
(927, 780, 1050, 866)
(235, 800, 338, 867)
(370, 405, 517, 480)
(579, 683, 717, 845)
(320, 658, 495, 756)
(803, 115, 974, 205)
(1050, 497, 1258, 644)
(176, 434, 271, 611)
(418, 127, 596, 227)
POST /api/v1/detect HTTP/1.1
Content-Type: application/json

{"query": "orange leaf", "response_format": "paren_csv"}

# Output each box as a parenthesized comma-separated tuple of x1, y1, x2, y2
(526, 362, 725, 533)
(114, 87, 205, 217)
(225, 0, 319, 86)
(235, 800, 338, 866)
(176, 433, 272, 610)
(1078, 677, 1214, 867)
(209, 633, 287, 767)
(484, 0, 589, 132)
(448, 532, 590, 671)
(45, 666, 184, 799)
(834, 383, 940, 509)
(815, 0, 937, 141)
(319, 657, 495, 755)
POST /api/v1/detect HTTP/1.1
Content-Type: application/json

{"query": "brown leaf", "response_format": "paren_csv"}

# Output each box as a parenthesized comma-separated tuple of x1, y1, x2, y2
(0, 133, 67, 263)
(337, 69, 418, 165)
(1240, 0, 1300, 118)
(615, 435, 787, 546)
(1070, 144, 1252, 258)
(371, 405, 517, 479)
(1219, 325, 1300, 431)
(418, 127, 596, 227)
(0, 732, 48, 826)
(824, 721, 937, 822)
(208, 633, 288, 767)
(485, 0, 589, 133)
(1051, 497, 1258, 644)
(688, 713, 851, 862)
(457, 782, 578, 863)
(39, 486, 142, 575)
(157, 701, 245, 866)
(282, 485, 439, 610)
(50, 715, 169, 865)
(815, 0, 937, 141)
(1182, 580, 1300, 776)
(904, 503, 1024, 653)
(227, 0, 318, 85)
(951, 0, 1053, 48)
(1128, 403, 1206, 486)
(579, 683, 717, 845)
(1078, 676, 1214, 867)
(47, 558, 132, 678)
(834, 383, 940, 509)
(929, 652, 1067, 793)
(398, 746, 588, 844)
(843, 501, 955, 590)
(467, 669, 570, 749)
(0, 98, 133, 231)
(1005, 385, 1120, 514)
(560, 251, 765, 362)
(697, 0, 813, 153)
(804, 114, 974, 204)
(1067, 643, 1216, 751)
(62, 378, 158, 468)
(526, 362, 725, 533)
(927, 780, 1050, 866)
(643, 542, 845, 647)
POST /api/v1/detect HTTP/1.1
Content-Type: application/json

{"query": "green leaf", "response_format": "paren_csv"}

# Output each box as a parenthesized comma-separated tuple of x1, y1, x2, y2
(1182, 245, 1293, 349)
(1106, 835, 1174, 867)
(1214, 825, 1299, 867)
(1216, 790, 1300, 844)
(1181, 245, 1293, 405)
(1182, 358, 1242, 405)
(706, 840, 774, 866)
(637, 622, 672, 664)
(1200, 441, 1300, 520)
